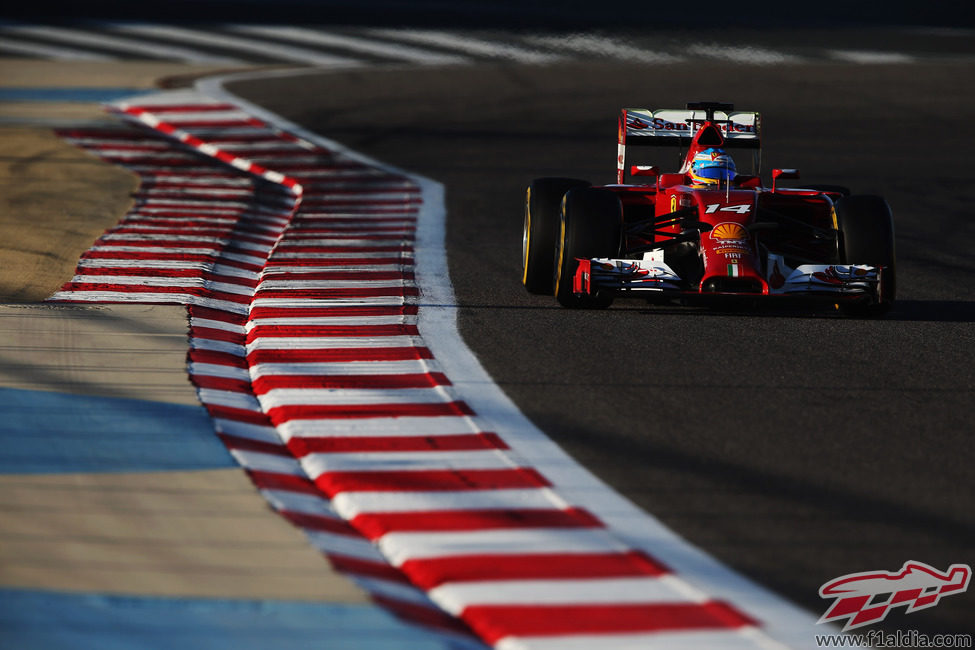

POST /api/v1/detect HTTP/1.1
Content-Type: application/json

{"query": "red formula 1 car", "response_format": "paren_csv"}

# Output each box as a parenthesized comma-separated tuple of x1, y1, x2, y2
(522, 102, 895, 317)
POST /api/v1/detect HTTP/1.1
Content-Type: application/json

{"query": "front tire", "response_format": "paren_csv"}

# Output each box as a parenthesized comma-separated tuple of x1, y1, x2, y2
(834, 195, 896, 317)
(523, 177, 591, 294)
(554, 188, 623, 308)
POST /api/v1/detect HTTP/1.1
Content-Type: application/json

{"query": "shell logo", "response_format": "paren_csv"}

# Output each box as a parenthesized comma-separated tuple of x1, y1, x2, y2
(710, 222, 749, 241)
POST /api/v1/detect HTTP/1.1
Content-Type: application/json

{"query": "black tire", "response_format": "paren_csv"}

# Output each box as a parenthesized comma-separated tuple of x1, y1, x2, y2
(523, 177, 591, 294)
(834, 195, 896, 317)
(554, 187, 623, 308)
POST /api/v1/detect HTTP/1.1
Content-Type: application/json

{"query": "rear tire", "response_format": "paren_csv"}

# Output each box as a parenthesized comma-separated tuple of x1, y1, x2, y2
(834, 195, 896, 317)
(523, 178, 590, 294)
(554, 188, 623, 308)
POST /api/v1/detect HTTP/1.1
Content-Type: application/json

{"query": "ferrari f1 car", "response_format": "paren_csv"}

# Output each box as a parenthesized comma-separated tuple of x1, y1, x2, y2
(522, 102, 895, 317)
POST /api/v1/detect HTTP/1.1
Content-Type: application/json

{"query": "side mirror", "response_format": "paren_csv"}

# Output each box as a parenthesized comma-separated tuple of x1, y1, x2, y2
(630, 165, 659, 179)
(772, 168, 800, 192)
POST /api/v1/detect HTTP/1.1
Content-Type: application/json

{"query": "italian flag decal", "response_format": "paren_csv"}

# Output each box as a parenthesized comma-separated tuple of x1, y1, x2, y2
(728, 263, 741, 277)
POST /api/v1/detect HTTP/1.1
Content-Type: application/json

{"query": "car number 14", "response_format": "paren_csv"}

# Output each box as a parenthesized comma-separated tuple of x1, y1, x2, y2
(705, 203, 752, 214)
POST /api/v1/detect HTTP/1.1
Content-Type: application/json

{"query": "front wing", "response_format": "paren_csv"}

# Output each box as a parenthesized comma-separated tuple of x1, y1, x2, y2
(573, 254, 884, 302)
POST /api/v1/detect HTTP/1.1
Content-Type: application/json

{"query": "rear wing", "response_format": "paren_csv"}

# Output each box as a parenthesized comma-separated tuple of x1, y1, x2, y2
(617, 108, 762, 183)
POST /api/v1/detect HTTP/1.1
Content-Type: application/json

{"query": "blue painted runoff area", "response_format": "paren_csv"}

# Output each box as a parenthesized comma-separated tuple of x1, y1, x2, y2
(0, 387, 234, 474)
(0, 588, 473, 650)
(0, 87, 143, 102)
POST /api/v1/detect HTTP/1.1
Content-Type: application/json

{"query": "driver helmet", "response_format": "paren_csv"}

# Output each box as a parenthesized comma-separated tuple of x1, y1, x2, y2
(689, 148, 736, 185)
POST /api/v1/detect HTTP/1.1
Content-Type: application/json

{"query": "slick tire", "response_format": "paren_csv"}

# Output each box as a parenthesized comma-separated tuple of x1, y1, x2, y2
(554, 187, 623, 309)
(523, 177, 591, 294)
(834, 195, 896, 318)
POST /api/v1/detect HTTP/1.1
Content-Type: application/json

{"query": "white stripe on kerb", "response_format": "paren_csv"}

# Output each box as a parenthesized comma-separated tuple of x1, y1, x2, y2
(299, 449, 514, 475)
(429, 576, 702, 615)
(249, 360, 432, 377)
(331, 488, 560, 517)
(259, 386, 453, 407)
(245, 336, 423, 351)
(378, 528, 626, 567)
(276, 416, 479, 440)
(496, 628, 777, 650)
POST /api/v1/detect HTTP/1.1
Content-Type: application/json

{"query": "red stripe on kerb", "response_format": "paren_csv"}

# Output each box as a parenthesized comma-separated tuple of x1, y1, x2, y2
(314, 468, 550, 494)
(258, 271, 414, 281)
(247, 324, 419, 339)
(267, 401, 473, 422)
(191, 326, 244, 344)
(371, 594, 475, 636)
(328, 554, 413, 584)
(463, 602, 757, 644)
(190, 306, 247, 325)
(205, 404, 271, 425)
(197, 376, 251, 393)
(270, 245, 413, 254)
(278, 510, 361, 536)
(263, 257, 414, 268)
(218, 433, 290, 457)
(249, 305, 418, 319)
(247, 347, 433, 364)
(252, 373, 450, 392)
(287, 433, 507, 455)
(189, 349, 248, 366)
(351, 507, 602, 540)
(402, 551, 670, 590)
(130, 103, 239, 113)
(248, 470, 321, 495)
(254, 287, 419, 299)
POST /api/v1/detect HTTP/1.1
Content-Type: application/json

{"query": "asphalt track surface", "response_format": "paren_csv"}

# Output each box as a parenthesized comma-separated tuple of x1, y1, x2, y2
(229, 58, 975, 638)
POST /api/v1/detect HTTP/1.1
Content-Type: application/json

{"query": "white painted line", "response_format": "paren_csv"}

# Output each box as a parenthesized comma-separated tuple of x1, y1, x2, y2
(110, 23, 365, 67)
(3, 23, 245, 64)
(229, 25, 470, 65)
(0, 35, 116, 61)
(366, 28, 561, 64)
(525, 33, 683, 63)
(687, 43, 802, 65)
(829, 49, 916, 64)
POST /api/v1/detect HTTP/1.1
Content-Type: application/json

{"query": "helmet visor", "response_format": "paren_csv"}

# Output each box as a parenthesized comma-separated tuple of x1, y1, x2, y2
(693, 165, 736, 181)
